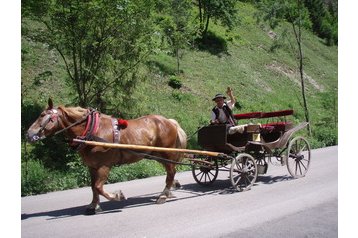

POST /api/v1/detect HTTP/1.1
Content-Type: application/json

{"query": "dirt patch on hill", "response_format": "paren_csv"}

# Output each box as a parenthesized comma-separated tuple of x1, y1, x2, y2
(266, 61, 324, 92)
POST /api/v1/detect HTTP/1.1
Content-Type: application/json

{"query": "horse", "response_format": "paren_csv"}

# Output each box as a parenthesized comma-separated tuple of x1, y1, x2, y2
(26, 99, 187, 214)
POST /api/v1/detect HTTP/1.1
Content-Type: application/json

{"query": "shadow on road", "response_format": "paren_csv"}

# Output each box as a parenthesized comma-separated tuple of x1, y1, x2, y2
(21, 175, 292, 219)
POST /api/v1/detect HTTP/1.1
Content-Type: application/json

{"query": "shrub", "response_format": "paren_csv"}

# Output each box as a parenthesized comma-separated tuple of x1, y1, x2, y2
(21, 159, 51, 196)
(168, 75, 182, 90)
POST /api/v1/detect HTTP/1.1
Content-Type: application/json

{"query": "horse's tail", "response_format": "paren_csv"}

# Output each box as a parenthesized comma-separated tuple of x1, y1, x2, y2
(169, 119, 187, 150)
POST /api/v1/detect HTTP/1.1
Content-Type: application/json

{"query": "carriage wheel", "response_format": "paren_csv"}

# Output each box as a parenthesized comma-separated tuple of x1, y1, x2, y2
(230, 153, 258, 192)
(286, 136, 311, 178)
(191, 157, 219, 186)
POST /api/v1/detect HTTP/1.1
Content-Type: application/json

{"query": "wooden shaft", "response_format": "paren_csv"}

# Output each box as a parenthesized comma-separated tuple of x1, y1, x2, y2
(72, 139, 225, 158)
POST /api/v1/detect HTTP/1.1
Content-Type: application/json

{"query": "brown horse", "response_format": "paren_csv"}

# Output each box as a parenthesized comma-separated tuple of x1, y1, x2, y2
(26, 99, 187, 214)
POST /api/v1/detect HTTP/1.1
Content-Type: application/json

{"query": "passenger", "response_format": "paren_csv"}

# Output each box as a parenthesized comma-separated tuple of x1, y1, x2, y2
(210, 87, 246, 134)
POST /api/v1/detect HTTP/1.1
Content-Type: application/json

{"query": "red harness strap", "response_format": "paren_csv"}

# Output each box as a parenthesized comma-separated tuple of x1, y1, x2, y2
(70, 110, 100, 150)
(80, 110, 100, 137)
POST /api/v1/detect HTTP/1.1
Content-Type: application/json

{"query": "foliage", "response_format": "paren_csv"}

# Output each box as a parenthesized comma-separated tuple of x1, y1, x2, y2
(21, 159, 78, 196)
(108, 160, 165, 183)
(23, 0, 155, 112)
(303, 0, 338, 45)
(195, 0, 238, 37)
(168, 75, 182, 90)
(67, 156, 91, 187)
(155, 0, 195, 74)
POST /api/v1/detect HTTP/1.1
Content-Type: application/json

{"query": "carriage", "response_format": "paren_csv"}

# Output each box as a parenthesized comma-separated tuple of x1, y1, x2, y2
(191, 109, 311, 191)
(27, 100, 311, 214)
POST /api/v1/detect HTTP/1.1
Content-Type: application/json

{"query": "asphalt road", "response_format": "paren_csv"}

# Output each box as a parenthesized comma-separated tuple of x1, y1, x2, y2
(21, 146, 338, 238)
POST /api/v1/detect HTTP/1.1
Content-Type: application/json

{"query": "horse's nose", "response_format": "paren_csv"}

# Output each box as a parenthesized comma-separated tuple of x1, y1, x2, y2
(26, 130, 40, 143)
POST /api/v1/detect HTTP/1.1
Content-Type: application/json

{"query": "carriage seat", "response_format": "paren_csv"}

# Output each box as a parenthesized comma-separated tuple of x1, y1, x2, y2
(260, 122, 293, 142)
(261, 122, 293, 133)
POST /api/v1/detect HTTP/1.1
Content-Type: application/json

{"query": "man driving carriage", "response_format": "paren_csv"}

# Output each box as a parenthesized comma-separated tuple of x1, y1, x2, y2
(210, 87, 247, 134)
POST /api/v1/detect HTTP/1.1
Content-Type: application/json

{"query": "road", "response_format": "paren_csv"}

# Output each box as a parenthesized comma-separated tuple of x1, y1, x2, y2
(21, 146, 337, 238)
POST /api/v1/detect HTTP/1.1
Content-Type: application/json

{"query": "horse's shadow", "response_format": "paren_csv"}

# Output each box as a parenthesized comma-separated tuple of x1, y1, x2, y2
(21, 175, 291, 220)
(21, 195, 159, 220)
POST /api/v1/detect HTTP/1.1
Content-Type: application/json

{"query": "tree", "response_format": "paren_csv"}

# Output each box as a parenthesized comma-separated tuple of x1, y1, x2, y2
(195, 0, 238, 37)
(156, 0, 194, 73)
(257, 0, 312, 134)
(303, 0, 338, 45)
(22, 0, 154, 111)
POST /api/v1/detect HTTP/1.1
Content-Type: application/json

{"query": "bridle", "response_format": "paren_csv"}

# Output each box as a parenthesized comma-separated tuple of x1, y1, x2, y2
(36, 108, 93, 141)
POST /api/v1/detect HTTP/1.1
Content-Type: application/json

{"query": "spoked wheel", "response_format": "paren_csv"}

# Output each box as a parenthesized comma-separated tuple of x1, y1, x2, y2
(230, 153, 258, 192)
(192, 157, 219, 186)
(286, 136, 311, 178)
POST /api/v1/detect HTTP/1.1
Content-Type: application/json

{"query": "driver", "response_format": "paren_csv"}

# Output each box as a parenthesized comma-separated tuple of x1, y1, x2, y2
(210, 87, 246, 134)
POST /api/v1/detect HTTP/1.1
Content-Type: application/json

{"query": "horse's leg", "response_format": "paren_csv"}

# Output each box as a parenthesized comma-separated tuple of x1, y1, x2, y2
(86, 167, 102, 215)
(86, 166, 126, 215)
(157, 163, 177, 204)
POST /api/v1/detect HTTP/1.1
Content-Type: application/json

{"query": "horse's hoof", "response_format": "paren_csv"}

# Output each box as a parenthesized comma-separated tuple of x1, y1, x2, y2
(85, 205, 102, 215)
(167, 191, 176, 199)
(156, 195, 167, 204)
(113, 190, 126, 201)
(172, 180, 182, 189)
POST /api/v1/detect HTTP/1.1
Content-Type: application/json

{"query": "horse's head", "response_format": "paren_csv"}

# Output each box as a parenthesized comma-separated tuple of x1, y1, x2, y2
(27, 98, 61, 143)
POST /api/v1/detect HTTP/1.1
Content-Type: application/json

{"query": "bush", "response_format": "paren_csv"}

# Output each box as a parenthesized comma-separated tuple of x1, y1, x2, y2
(108, 160, 164, 183)
(314, 126, 338, 147)
(67, 156, 91, 187)
(168, 75, 182, 89)
(21, 159, 50, 196)
(21, 159, 81, 196)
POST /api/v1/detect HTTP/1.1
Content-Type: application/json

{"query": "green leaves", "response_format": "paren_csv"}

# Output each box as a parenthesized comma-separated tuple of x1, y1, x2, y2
(24, 0, 155, 111)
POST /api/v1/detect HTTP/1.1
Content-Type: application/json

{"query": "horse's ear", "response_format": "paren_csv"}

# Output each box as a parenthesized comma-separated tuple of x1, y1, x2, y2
(48, 98, 54, 110)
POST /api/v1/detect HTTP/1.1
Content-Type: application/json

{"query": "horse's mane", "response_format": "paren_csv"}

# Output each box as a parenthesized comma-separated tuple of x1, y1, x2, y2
(58, 106, 88, 119)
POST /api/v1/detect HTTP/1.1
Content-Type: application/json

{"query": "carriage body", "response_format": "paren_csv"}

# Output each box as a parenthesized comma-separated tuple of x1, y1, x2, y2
(192, 109, 311, 191)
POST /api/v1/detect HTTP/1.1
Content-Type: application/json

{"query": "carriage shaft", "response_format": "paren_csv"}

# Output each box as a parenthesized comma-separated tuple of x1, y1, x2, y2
(72, 139, 227, 158)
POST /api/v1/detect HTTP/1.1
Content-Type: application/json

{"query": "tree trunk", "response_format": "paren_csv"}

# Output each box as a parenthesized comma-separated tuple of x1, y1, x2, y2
(176, 47, 180, 74)
(203, 14, 210, 37)
(198, 0, 203, 29)
(294, 0, 311, 135)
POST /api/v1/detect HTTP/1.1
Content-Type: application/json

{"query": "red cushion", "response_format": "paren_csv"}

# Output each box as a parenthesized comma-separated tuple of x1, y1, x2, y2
(261, 122, 291, 132)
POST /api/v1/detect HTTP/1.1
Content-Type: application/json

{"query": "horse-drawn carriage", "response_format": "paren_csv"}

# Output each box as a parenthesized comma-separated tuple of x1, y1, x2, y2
(192, 109, 311, 191)
(27, 99, 311, 214)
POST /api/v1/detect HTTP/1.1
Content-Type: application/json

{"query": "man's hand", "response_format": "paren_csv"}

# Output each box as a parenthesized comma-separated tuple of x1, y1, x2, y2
(226, 87, 233, 96)
(226, 87, 236, 104)
(210, 119, 220, 124)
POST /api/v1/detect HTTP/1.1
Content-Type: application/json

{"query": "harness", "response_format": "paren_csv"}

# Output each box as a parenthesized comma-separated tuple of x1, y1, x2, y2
(38, 108, 126, 150)
(212, 103, 236, 126)
(70, 109, 100, 150)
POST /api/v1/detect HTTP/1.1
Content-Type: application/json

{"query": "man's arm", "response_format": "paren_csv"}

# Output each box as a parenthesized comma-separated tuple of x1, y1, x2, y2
(226, 87, 236, 105)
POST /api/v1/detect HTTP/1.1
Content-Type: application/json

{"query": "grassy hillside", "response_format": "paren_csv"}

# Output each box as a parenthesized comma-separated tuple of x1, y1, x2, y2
(133, 2, 337, 147)
(21, 2, 337, 195)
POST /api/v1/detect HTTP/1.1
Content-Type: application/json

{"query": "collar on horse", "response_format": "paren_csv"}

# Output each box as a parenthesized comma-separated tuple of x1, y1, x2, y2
(70, 109, 100, 150)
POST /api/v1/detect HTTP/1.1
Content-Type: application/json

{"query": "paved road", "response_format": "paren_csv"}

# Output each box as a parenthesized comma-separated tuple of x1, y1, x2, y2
(22, 146, 337, 238)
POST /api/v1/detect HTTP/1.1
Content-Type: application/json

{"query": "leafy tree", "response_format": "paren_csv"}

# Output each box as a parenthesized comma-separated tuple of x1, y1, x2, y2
(22, 0, 155, 111)
(257, 0, 312, 134)
(194, 0, 238, 37)
(303, 0, 338, 45)
(155, 0, 194, 73)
